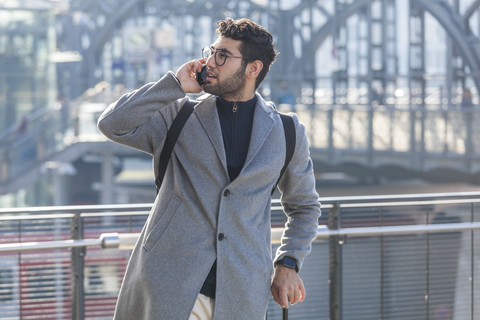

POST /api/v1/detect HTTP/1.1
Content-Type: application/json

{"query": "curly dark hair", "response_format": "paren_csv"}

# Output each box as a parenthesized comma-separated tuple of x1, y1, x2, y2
(216, 18, 278, 89)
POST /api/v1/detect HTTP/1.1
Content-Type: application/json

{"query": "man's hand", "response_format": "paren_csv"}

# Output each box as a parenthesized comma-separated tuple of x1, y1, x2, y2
(175, 59, 205, 94)
(271, 265, 306, 309)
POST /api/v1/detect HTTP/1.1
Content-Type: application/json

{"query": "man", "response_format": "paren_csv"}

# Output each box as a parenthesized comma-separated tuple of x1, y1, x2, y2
(98, 17, 320, 320)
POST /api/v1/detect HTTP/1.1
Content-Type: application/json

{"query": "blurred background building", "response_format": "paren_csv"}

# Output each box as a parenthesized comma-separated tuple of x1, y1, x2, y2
(1, 0, 480, 207)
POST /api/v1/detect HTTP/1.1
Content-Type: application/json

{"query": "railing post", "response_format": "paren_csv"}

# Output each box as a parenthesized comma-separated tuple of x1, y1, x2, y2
(329, 203, 342, 320)
(71, 212, 85, 320)
(0, 150, 8, 185)
(368, 105, 374, 165)
(328, 107, 335, 162)
(465, 110, 473, 172)
(419, 106, 426, 170)
(409, 107, 418, 169)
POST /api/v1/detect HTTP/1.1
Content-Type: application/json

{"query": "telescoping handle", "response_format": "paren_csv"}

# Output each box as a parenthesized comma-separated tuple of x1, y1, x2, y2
(265, 307, 288, 320)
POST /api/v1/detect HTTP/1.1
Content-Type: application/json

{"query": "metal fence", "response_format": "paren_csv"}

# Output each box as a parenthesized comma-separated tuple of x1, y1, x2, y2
(3, 103, 480, 196)
(0, 192, 479, 319)
(282, 104, 480, 179)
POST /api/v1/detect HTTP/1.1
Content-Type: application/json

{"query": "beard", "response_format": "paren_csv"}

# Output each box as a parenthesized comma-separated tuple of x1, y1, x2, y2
(203, 66, 246, 99)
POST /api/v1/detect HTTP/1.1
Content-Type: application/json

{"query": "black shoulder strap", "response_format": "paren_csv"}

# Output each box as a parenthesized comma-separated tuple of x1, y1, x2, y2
(156, 100, 196, 193)
(271, 113, 296, 195)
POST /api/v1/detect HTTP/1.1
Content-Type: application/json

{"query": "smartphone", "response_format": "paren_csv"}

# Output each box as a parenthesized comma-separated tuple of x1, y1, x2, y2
(196, 65, 207, 85)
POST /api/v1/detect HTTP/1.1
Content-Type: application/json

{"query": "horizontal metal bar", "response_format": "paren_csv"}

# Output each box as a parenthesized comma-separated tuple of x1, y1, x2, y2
(339, 198, 480, 208)
(1, 191, 480, 216)
(80, 210, 150, 218)
(0, 203, 153, 215)
(315, 222, 480, 239)
(0, 238, 102, 253)
(0, 228, 295, 253)
(1, 222, 478, 253)
(318, 191, 480, 205)
(101, 232, 139, 250)
(0, 213, 75, 221)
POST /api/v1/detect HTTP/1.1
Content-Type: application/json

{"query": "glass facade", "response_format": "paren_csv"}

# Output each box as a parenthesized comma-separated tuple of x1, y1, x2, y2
(0, 8, 56, 132)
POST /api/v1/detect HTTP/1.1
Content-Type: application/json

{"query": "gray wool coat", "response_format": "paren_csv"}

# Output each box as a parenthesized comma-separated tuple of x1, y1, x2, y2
(97, 72, 321, 320)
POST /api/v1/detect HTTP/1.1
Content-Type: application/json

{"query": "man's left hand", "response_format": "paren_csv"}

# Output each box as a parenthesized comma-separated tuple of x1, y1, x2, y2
(271, 265, 306, 309)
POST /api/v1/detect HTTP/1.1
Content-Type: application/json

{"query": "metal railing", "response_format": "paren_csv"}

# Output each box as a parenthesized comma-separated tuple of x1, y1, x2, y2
(0, 191, 479, 319)
(2, 103, 480, 195)
(2, 221, 480, 251)
(293, 104, 480, 173)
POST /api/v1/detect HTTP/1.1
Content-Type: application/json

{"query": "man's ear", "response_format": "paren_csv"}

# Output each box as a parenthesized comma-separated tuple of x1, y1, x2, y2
(246, 60, 263, 80)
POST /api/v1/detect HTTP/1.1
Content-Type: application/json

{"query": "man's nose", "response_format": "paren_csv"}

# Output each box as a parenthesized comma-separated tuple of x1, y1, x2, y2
(205, 54, 216, 68)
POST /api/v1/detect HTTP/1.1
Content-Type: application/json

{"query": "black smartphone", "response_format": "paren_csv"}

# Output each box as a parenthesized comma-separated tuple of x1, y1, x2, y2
(196, 65, 207, 85)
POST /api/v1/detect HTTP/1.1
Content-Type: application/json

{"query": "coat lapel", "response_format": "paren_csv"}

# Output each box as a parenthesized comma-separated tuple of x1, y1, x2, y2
(242, 94, 275, 170)
(194, 95, 228, 173)
(194, 93, 275, 179)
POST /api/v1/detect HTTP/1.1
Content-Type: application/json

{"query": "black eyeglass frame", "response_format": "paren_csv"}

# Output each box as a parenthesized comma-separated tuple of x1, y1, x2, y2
(202, 46, 252, 66)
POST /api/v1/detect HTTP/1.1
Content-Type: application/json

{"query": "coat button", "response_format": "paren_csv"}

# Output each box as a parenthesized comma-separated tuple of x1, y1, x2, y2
(218, 233, 225, 241)
(223, 189, 231, 197)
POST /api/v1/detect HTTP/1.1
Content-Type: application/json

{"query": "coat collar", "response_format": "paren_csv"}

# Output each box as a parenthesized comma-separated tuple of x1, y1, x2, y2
(194, 94, 228, 176)
(243, 92, 275, 170)
(194, 92, 276, 177)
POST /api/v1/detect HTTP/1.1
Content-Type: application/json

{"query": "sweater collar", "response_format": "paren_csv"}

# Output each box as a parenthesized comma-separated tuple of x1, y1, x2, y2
(216, 96, 257, 114)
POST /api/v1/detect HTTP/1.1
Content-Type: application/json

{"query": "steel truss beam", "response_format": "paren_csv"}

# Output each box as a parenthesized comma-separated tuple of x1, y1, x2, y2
(58, 0, 480, 105)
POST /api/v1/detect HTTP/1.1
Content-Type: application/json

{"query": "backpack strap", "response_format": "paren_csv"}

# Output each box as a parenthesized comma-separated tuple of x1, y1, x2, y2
(156, 100, 196, 194)
(271, 113, 296, 195)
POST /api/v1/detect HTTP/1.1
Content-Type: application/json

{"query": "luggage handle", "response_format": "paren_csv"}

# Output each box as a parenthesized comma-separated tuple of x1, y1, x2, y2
(266, 307, 288, 320)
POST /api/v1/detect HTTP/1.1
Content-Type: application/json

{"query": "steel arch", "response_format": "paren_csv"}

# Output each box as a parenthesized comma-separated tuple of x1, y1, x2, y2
(298, 0, 480, 93)
(67, 0, 269, 91)
(64, 0, 480, 95)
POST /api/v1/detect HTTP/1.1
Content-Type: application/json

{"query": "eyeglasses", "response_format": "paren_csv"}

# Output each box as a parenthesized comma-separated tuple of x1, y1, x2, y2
(202, 46, 251, 66)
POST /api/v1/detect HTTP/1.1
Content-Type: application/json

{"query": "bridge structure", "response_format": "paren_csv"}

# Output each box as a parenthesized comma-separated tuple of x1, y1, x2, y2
(2, 0, 480, 205)
(55, 0, 480, 103)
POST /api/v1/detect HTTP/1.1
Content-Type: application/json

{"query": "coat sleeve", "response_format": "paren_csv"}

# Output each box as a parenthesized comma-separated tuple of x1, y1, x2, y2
(97, 71, 186, 154)
(274, 114, 321, 272)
